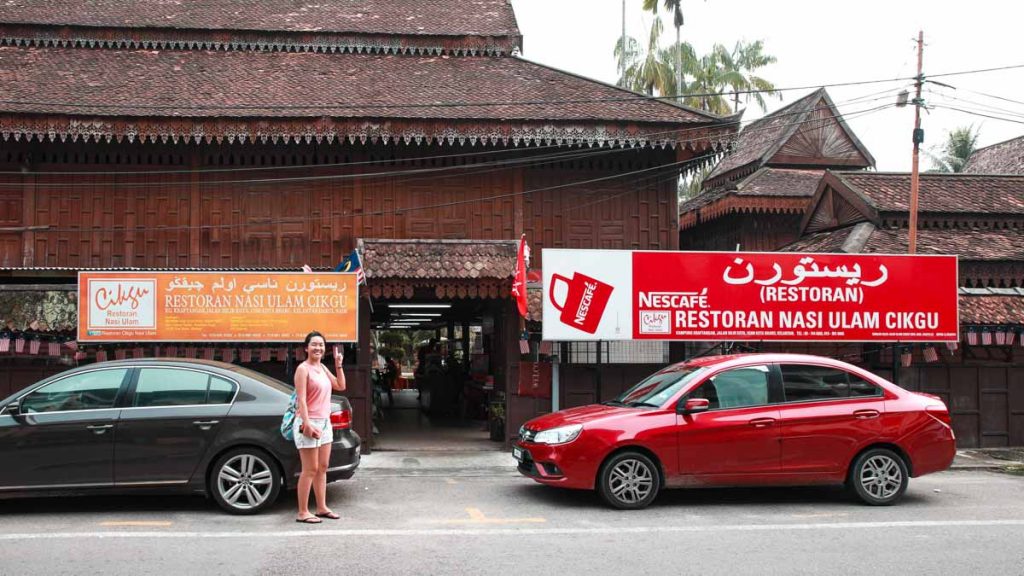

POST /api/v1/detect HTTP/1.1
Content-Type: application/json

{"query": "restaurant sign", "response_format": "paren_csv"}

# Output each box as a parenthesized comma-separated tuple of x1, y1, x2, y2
(78, 271, 358, 342)
(542, 249, 959, 342)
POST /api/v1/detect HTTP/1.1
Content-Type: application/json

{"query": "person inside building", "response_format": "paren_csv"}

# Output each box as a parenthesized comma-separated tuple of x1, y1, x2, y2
(293, 330, 346, 524)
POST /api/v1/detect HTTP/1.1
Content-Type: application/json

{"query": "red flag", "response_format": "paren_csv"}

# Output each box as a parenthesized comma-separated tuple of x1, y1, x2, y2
(511, 234, 529, 319)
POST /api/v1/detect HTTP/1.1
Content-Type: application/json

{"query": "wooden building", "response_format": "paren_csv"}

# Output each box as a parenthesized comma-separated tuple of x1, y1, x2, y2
(0, 1, 737, 446)
(680, 89, 1024, 447)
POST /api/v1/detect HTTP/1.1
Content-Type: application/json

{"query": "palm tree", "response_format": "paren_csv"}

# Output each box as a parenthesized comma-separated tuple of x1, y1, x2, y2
(724, 40, 779, 113)
(643, 0, 684, 103)
(616, 18, 673, 95)
(927, 125, 980, 172)
(674, 43, 739, 115)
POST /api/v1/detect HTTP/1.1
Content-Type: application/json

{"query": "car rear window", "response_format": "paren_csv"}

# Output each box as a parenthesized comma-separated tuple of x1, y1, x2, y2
(780, 364, 881, 402)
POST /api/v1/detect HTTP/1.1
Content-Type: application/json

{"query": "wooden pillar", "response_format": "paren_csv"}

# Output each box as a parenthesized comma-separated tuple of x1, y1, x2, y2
(350, 296, 374, 452)
(21, 173, 35, 267)
(188, 149, 201, 267)
(512, 166, 524, 238)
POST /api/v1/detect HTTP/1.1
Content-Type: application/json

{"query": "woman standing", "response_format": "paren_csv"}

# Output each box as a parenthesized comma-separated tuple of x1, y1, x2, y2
(294, 331, 346, 524)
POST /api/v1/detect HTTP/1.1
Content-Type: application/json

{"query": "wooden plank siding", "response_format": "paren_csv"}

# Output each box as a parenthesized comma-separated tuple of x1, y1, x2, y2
(0, 142, 681, 270)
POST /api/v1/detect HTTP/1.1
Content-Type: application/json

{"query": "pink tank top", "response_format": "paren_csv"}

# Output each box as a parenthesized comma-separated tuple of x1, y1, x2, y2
(304, 362, 332, 419)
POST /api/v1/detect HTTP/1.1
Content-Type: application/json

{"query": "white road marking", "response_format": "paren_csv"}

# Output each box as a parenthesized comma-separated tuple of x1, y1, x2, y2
(1, 519, 1023, 540)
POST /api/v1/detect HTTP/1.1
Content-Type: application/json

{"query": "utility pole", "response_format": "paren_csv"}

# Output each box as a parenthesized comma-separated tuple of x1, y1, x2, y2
(908, 30, 924, 254)
(620, 0, 626, 78)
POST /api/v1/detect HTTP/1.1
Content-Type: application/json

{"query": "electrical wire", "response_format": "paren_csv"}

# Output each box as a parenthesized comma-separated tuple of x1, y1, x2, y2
(0, 97, 899, 188)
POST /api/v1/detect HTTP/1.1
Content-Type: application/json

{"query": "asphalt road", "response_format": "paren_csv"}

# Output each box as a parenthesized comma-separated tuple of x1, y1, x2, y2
(1, 468, 1022, 576)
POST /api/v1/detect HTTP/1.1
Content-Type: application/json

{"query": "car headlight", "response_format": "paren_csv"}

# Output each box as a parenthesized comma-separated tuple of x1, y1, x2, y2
(533, 424, 583, 445)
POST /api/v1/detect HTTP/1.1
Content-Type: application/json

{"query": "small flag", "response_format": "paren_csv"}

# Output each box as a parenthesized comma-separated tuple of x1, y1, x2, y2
(946, 341, 959, 352)
(295, 347, 306, 361)
(519, 339, 531, 354)
(15, 337, 25, 353)
(203, 348, 215, 361)
(0, 337, 9, 353)
(63, 340, 77, 349)
(260, 348, 272, 362)
(74, 350, 87, 361)
(165, 345, 178, 358)
(184, 346, 197, 359)
(539, 341, 552, 355)
(96, 349, 108, 362)
(1007, 331, 1017, 346)
(115, 348, 126, 360)
(240, 348, 253, 363)
(967, 331, 978, 346)
(48, 341, 59, 357)
(221, 348, 234, 363)
(981, 331, 992, 346)
(995, 331, 1007, 346)
(29, 339, 41, 355)
(900, 350, 912, 367)
(335, 249, 366, 285)
(277, 347, 289, 362)
(923, 346, 938, 363)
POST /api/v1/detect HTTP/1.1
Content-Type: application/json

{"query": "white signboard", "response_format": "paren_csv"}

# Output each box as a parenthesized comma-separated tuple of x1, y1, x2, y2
(542, 249, 632, 341)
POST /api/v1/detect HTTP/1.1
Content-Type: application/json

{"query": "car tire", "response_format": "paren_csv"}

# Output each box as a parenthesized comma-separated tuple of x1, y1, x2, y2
(848, 448, 909, 506)
(210, 447, 282, 515)
(597, 451, 661, 510)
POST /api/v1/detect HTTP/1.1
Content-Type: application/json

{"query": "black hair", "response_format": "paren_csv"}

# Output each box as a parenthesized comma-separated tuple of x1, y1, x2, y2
(304, 331, 326, 348)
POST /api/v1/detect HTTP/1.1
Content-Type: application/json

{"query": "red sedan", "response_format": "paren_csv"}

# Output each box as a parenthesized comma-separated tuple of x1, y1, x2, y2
(514, 353, 955, 509)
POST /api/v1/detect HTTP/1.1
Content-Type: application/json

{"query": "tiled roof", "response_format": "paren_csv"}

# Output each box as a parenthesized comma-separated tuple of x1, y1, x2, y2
(0, 0, 521, 39)
(964, 135, 1024, 175)
(959, 289, 1024, 325)
(679, 168, 823, 229)
(703, 88, 871, 186)
(737, 168, 824, 198)
(359, 239, 516, 279)
(0, 47, 733, 146)
(831, 172, 1024, 214)
(783, 225, 1024, 261)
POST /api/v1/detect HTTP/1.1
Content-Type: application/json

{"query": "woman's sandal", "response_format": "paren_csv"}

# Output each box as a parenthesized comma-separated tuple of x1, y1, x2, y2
(315, 511, 340, 520)
(296, 515, 322, 524)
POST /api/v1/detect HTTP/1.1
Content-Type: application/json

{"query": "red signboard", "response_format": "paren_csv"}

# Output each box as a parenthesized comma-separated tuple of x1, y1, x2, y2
(542, 249, 959, 342)
(632, 252, 958, 342)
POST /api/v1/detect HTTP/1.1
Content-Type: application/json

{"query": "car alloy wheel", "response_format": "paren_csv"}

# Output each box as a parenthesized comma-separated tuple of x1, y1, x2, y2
(598, 451, 661, 510)
(850, 448, 909, 506)
(211, 448, 282, 514)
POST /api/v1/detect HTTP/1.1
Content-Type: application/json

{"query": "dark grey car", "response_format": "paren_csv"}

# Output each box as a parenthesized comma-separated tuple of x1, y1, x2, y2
(0, 359, 360, 514)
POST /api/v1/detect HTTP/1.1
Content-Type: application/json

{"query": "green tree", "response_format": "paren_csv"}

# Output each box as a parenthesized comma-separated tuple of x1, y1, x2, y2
(643, 0, 685, 102)
(723, 40, 779, 113)
(616, 18, 673, 95)
(927, 125, 980, 173)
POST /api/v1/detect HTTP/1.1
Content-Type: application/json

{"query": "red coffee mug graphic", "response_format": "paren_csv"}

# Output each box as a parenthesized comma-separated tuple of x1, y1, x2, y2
(549, 272, 614, 334)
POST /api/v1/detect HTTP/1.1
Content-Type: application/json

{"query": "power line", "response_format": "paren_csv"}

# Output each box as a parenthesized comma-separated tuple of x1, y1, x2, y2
(18, 103, 895, 234)
(0, 97, 898, 187)
(930, 104, 1024, 126)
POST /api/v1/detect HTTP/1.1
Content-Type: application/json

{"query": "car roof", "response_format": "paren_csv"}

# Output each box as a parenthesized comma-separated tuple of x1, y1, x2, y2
(670, 353, 858, 371)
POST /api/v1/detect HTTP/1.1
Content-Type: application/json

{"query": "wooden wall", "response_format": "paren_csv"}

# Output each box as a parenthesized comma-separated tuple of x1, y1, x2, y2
(0, 141, 682, 270)
(679, 212, 804, 252)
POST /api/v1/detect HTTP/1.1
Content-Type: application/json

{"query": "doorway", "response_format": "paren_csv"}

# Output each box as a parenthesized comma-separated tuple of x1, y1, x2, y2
(368, 299, 508, 452)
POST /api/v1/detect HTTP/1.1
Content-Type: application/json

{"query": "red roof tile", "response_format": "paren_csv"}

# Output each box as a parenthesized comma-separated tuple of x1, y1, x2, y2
(0, 0, 521, 39)
(964, 135, 1024, 175)
(0, 47, 732, 146)
(832, 171, 1024, 214)
(359, 239, 516, 279)
(704, 89, 872, 186)
(784, 225, 1024, 261)
(959, 292, 1024, 324)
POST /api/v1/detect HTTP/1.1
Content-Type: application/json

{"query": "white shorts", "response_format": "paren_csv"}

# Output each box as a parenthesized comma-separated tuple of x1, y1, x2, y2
(293, 417, 333, 449)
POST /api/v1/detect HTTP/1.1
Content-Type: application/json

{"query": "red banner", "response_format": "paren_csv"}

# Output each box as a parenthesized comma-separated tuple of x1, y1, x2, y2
(517, 361, 552, 399)
(632, 251, 958, 342)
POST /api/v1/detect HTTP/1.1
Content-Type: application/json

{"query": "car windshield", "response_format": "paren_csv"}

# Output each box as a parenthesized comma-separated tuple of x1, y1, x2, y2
(612, 367, 705, 407)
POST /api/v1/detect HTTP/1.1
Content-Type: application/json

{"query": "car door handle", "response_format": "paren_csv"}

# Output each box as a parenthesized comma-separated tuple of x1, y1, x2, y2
(854, 410, 880, 420)
(86, 424, 114, 434)
(748, 417, 776, 428)
(192, 420, 220, 430)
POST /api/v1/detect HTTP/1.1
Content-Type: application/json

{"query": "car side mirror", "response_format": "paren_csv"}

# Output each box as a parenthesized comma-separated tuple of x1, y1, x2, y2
(5, 401, 22, 417)
(678, 398, 710, 414)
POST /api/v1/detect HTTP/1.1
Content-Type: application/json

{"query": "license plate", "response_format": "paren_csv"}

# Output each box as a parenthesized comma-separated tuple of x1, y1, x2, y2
(512, 447, 523, 462)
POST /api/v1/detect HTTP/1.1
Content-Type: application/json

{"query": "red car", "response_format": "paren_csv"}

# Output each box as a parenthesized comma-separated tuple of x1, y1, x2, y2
(514, 353, 955, 509)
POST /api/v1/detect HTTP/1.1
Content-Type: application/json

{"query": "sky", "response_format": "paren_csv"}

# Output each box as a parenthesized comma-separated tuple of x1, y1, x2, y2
(510, 0, 1024, 171)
